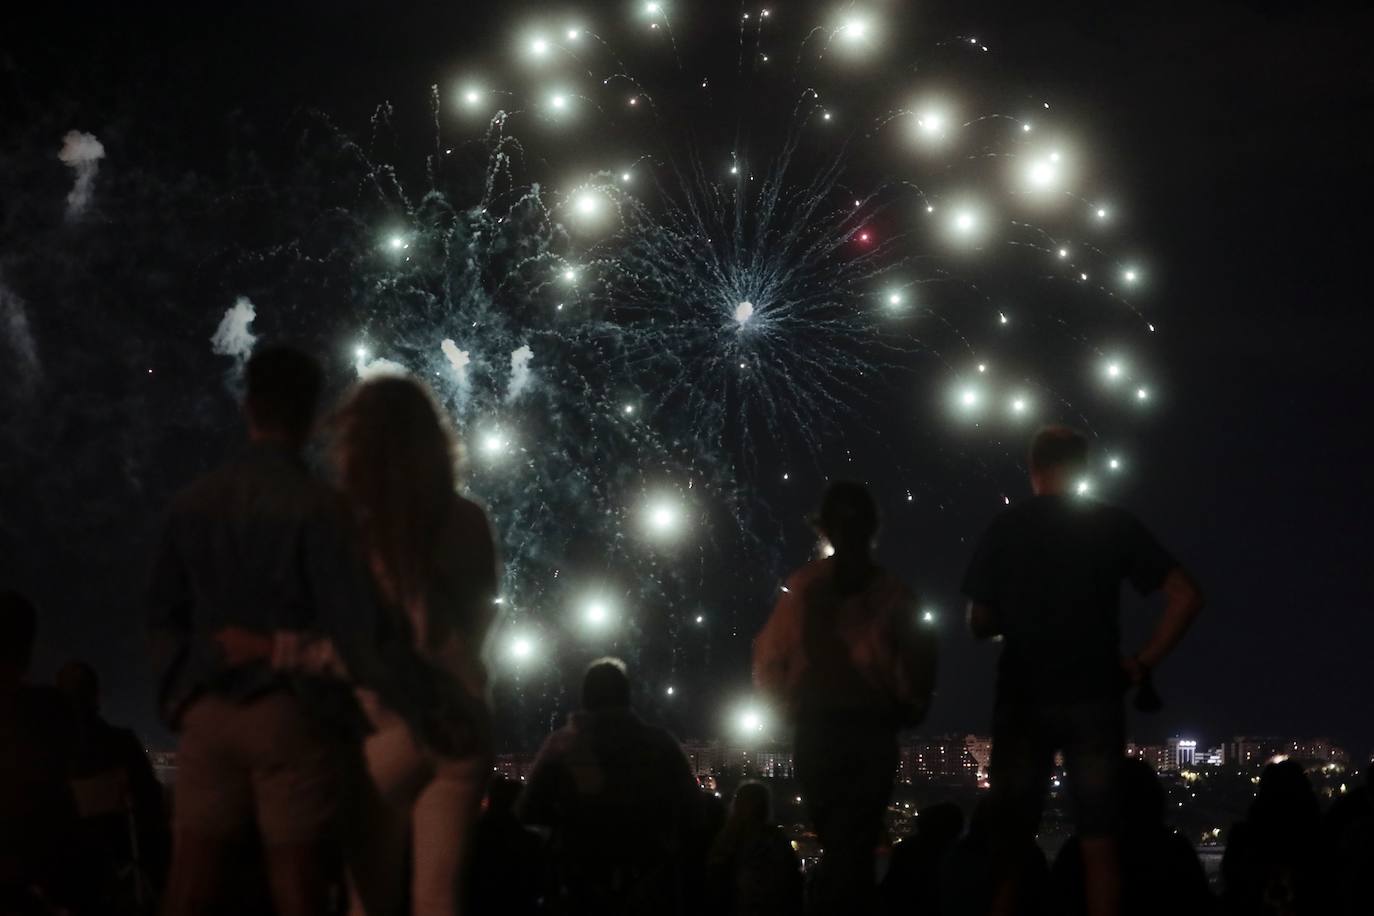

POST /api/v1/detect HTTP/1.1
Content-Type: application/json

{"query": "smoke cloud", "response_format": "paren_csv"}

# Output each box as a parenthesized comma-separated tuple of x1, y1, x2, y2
(441, 338, 470, 385)
(507, 344, 534, 401)
(210, 296, 257, 364)
(441, 338, 471, 409)
(57, 130, 106, 219)
(354, 355, 409, 380)
(0, 277, 40, 393)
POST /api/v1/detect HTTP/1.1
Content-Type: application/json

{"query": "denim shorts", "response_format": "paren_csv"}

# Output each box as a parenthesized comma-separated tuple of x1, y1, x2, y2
(987, 697, 1125, 837)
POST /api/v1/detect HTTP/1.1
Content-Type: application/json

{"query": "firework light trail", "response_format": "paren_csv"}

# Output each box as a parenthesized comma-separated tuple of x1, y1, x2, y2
(208, 3, 1159, 739)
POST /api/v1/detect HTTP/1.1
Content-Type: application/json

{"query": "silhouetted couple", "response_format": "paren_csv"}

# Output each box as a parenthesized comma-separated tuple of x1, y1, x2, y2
(755, 426, 1204, 916)
(148, 346, 498, 915)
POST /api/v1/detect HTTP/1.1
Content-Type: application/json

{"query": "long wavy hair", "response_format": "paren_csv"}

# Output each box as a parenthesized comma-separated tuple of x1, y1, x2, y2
(331, 375, 458, 618)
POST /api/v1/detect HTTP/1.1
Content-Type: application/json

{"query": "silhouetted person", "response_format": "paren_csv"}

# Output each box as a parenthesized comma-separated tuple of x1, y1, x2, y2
(1222, 759, 1330, 916)
(754, 481, 937, 916)
(881, 802, 963, 916)
(1052, 758, 1211, 916)
(940, 799, 1049, 916)
(466, 776, 546, 916)
(0, 590, 77, 912)
(706, 781, 803, 916)
(1324, 778, 1373, 916)
(148, 345, 431, 916)
(963, 427, 1204, 916)
(517, 657, 699, 916)
(329, 375, 499, 916)
(56, 660, 170, 913)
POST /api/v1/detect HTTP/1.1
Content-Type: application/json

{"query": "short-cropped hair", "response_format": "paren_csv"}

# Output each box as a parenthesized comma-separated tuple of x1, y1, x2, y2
(582, 657, 631, 711)
(815, 480, 880, 542)
(1028, 426, 1089, 474)
(245, 345, 324, 438)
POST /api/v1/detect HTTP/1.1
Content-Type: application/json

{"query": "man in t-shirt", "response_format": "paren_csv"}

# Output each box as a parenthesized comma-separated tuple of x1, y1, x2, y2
(962, 426, 1204, 916)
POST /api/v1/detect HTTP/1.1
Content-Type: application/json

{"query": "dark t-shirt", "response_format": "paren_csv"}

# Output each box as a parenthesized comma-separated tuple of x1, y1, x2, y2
(961, 495, 1175, 704)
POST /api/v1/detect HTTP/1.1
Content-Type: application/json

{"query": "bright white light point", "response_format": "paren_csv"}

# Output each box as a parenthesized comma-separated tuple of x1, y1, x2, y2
(388, 235, 404, 250)
(782, 473, 789, 480)
(567, 29, 579, 39)
(628, 97, 638, 106)
(954, 211, 976, 232)
(738, 709, 764, 733)
(463, 89, 480, 105)
(621, 172, 632, 182)
(918, 112, 944, 136)
(509, 636, 534, 660)
(666, 686, 675, 695)
(1022, 123, 1032, 132)
(1076, 479, 1092, 496)
(1106, 363, 1122, 378)
(1109, 458, 1121, 470)
(888, 293, 902, 305)
(695, 614, 704, 624)
(977, 363, 987, 373)
(922, 611, 936, 623)
(646, 1, 661, 11)
(531, 38, 549, 55)
(840, 18, 868, 40)
(482, 433, 504, 454)
(645, 501, 681, 535)
(575, 193, 599, 216)
(1058, 248, 1068, 258)
(821, 542, 836, 558)
(734, 301, 755, 325)
(1029, 160, 1057, 187)
(562, 269, 577, 282)
(960, 388, 979, 407)
(550, 94, 567, 109)
(1096, 207, 1108, 219)
(1124, 269, 1138, 283)
(823, 112, 832, 121)
(1136, 388, 1149, 401)
(854, 199, 862, 207)
(1011, 397, 1027, 413)
(1081, 272, 1089, 281)
(354, 346, 368, 359)
(623, 404, 635, 415)
(999, 312, 1008, 324)
(585, 602, 608, 625)
(729, 165, 739, 175)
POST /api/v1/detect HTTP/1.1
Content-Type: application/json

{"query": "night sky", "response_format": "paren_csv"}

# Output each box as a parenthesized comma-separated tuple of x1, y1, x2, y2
(3, 1, 1371, 756)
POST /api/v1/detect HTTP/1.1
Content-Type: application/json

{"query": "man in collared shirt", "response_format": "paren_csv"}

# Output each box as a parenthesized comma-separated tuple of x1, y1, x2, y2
(148, 346, 415, 915)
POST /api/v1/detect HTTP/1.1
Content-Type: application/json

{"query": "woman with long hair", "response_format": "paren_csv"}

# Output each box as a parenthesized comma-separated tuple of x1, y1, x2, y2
(333, 375, 499, 916)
